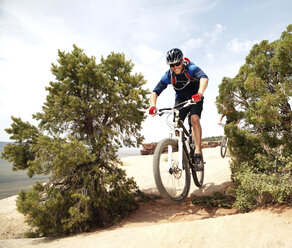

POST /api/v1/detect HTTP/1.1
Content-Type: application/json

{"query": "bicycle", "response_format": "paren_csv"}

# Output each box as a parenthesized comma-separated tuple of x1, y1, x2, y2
(152, 99, 204, 204)
(220, 125, 228, 158)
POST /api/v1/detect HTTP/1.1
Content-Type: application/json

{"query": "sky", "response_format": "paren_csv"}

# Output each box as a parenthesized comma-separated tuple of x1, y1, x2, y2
(0, 0, 291, 144)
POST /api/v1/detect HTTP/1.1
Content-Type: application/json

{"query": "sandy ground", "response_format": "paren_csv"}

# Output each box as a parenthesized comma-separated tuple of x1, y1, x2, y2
(0, 147, 291, 248)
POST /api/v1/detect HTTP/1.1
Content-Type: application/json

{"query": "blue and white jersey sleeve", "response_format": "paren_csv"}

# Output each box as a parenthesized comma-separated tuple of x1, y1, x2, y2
(153, 71, 171, 96)
(187, 64, 208, 80)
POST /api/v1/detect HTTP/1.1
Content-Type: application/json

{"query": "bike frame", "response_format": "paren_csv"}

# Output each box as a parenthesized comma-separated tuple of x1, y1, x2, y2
(158, 100, 195, 171)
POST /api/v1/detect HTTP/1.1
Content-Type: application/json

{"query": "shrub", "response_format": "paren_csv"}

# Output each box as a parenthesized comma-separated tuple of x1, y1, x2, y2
(216, 25, 292, 211)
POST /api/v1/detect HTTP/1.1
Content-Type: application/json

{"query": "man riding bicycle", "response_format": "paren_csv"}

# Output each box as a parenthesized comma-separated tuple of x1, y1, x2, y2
(149, 48, 208, 168)
(218, 107, 241, 126)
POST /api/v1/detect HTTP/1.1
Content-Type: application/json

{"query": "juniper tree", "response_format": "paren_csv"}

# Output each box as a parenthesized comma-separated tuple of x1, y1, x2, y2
(1, 45, 150, 236)
(216, 25, 292, 211)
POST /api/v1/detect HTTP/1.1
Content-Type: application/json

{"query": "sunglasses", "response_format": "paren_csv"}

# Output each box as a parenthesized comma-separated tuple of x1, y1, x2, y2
(170, 61, 182, 67)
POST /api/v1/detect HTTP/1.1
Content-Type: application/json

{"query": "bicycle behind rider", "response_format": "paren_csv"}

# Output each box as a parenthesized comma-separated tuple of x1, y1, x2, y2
(149, 48, 208, 169)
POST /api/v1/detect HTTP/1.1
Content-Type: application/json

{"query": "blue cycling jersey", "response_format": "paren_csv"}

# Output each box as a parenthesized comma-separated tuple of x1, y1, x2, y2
(153, 62, 208, 99)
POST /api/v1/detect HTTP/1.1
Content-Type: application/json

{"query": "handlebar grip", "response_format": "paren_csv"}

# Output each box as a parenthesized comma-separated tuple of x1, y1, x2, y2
(158, 107, 172, 111)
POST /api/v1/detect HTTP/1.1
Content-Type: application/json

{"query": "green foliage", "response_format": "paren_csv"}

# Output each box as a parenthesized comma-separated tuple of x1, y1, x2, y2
(192, 192, 235, 209)
(232, 168, 292, 212)
(2, 117, 40, 176)
(216, 25, 292, 211)
(1, 45, 149, 236)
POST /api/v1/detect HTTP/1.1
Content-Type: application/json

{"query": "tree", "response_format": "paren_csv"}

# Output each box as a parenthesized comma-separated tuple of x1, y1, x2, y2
(216, 25, 292, 211)
(1, 45, 150, 236)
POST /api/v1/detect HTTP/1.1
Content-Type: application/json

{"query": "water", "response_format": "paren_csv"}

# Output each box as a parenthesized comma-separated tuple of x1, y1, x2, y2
(117, 147, 140, 158)
(0, 145, 141, 200)
(0, 158, 49, 200)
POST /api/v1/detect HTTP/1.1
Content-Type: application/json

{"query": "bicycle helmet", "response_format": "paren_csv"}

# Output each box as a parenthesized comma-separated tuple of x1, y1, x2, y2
(166, 48, 183, 65)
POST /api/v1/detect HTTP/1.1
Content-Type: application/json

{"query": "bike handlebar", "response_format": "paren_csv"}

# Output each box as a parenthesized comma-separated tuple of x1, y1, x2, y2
(155, 99, 197, 116)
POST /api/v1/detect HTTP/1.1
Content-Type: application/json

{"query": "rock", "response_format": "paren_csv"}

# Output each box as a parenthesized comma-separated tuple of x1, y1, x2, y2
(140, 142, 178, 155)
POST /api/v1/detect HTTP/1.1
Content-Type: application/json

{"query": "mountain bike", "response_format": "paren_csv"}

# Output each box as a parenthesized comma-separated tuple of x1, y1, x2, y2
(220, 125, 228, 158)
(152, 99, 204, 204)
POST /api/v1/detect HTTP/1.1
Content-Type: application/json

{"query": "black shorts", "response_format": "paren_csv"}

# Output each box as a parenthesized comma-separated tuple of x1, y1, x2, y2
(175, 96, 204, 121)
(226, 119, 232, 125)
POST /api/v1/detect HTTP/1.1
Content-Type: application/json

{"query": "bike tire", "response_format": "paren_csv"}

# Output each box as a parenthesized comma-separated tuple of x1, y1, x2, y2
(220, 136, 228, 158)
(191, 153, 205, 187)
(153, 138, 191, 204)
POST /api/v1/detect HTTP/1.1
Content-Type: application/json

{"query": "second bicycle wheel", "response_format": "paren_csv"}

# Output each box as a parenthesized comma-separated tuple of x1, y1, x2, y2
(220, 136, 228, 158)
(153, 138, 190, 204)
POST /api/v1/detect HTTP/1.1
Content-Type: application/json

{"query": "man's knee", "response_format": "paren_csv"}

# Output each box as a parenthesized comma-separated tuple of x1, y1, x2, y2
(191, 115, 200, 127)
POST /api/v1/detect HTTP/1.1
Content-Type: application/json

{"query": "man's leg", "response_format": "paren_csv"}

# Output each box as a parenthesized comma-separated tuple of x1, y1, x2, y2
(191, 114, 202, 154)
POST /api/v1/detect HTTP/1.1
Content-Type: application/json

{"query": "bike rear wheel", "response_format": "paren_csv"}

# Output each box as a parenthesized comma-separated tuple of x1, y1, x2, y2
(220, 136, 228, 158)
(191, 153, 204, 187)
(153, 138, 191, 204)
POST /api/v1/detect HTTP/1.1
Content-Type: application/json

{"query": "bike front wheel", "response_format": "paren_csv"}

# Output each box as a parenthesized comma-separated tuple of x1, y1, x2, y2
(220, 136, 228, 158)
(153, 138, 191, 204)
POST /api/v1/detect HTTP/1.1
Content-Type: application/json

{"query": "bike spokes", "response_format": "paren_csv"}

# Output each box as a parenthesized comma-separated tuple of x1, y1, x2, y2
(153, 138, 190, 203)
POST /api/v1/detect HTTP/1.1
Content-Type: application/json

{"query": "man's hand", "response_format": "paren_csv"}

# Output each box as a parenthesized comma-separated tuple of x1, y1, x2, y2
(192, 93, 203, 102)
(149, 106, 157, 115)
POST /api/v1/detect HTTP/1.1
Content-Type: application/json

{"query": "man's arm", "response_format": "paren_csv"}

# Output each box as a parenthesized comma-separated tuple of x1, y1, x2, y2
(148, 92, 159, 115)
(150, 92, 158, 107)
(149, 72, 169, 112)
(198, 77, 208, 95)
(190, 66, 208, 96)
(192, 77, 208, 102)
(218, 114, 225, 125)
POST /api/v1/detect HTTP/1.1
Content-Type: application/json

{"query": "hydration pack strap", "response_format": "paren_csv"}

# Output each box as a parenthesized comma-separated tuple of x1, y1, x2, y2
(171, 57, 197, 87)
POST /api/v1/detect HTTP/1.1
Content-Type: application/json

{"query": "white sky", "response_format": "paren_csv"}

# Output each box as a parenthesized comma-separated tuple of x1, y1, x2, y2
(0, 0, 291, 143)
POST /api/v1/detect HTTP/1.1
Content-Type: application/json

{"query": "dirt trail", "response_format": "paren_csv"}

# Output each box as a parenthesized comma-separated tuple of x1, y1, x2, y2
(0, 147, 291, 248)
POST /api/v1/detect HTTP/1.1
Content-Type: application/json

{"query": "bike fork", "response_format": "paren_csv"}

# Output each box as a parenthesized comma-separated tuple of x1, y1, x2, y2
(168, 128, 183, 171)
(178, 129, 183, 170)
(167, 144, 172, 171)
